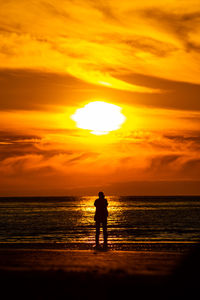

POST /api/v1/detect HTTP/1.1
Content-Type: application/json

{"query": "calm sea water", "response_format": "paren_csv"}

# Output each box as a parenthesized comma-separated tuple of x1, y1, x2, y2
(0, 196, 200, 251)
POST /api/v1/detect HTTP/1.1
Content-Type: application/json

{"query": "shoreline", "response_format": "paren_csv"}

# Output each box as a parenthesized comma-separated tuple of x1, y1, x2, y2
(0, 241, 198, 252)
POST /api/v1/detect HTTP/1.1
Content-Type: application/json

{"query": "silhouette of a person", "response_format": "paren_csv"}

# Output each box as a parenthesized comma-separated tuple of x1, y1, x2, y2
(94, 192, 108, 248)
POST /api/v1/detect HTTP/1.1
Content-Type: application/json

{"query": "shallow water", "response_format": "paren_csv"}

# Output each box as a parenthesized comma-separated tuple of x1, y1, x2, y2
(0, 196, 200, 250)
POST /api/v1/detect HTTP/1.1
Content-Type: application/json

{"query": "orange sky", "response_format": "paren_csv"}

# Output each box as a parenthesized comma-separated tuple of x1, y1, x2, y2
(0, 0, 200, 195)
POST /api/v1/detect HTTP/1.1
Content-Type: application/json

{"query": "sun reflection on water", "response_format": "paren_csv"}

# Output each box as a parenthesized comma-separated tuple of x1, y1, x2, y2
(77, 196, 122, 244)
(1, 196, 199, 248)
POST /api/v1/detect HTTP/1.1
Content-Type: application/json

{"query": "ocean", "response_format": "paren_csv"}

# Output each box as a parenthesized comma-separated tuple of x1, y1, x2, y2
(0, 196, 200, 251)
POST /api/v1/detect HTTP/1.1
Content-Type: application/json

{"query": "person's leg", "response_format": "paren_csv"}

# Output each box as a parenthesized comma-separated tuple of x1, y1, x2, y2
(95, 221, 100, 246)
(103, 220, 108, 246)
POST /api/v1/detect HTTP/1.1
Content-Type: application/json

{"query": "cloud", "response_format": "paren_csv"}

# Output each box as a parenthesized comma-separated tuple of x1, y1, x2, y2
(164, 133, 200, 151)
(41, 1, 72, 21)
(144, 152, 200, 182)
(0, 131, 40, 143)
(0, 129, 101, 179)
(0, 2, 159, 94)
(148, 154, 182, 172)
(0, 68, 106, 111)
(1, 0, 200, 94)
(114, 72, 200, 111)
(146, 137, 200, 178)
(1, 68, 200, 112)
(121, 35, 176, 58)
(112, 130, 200, 181)
(0, 127, 200, 195)
(102, 180, 200, 196)
(0, 136, 41, 161)
(0, 68, 161, 113)
(0, 129, 72, 159)
(181, 158, 200, 177)
(0, 148, 99, 177)
(141, 8, 200, 52)
(85, 0, 119, 21)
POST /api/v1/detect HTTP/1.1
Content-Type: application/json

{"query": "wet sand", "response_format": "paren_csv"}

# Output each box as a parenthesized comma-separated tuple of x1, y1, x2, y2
(0, 248, 183, 274)
(0, 247, 199, 300)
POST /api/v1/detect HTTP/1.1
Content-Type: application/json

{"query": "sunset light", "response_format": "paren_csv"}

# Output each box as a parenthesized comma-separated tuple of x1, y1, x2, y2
(71, 101, 126, 135)
(1, 0, 200, 197)
(1, 1, 200, 292)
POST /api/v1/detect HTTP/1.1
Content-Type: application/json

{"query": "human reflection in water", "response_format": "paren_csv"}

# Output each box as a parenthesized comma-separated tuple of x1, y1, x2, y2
(94, 192, 108, 249)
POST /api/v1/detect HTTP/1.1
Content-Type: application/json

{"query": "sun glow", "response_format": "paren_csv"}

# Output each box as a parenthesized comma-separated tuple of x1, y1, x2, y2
(71, 101, 126, 135)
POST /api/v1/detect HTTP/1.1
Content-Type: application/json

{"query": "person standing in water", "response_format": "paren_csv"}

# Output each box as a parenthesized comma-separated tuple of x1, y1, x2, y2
(94, 192, 108, 248)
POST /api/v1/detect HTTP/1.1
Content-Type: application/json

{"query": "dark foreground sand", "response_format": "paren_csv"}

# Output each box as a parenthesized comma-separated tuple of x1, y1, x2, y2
(0, 246, 199, 300)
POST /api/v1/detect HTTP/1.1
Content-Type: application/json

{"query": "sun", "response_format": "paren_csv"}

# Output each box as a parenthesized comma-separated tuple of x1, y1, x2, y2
(71, 101, 126, 135)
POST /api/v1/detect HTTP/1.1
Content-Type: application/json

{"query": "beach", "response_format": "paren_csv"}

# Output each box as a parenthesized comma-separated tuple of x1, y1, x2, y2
(0, 196, 200, 299)
(0, 244, 199, 300)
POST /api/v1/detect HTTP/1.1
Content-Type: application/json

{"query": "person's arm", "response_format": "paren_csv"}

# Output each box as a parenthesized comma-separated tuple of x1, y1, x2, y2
(105, 199, 108, 217)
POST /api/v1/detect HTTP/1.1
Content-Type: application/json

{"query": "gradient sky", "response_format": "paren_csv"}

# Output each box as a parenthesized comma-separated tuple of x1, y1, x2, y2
(0, 0, 200, 196)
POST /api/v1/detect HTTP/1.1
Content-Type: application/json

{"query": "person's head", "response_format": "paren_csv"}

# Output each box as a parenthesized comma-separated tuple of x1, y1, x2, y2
(98, 191, 105, 199)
